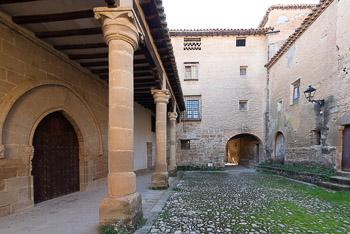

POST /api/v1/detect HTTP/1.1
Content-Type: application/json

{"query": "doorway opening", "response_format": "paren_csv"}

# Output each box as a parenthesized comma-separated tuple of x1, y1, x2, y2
(342, 125, 350, 172)
(226, 134, 261, 167)
(275, 132, 286, 164)
(32, 112, 80, 204)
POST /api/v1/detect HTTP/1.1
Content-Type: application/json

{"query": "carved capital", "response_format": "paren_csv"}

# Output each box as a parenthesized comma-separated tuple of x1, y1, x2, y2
(168, 112, 178, 121)
(0, 144, 4, 159)
(151, 89, 171, 104)
(94, 7, 140, 49)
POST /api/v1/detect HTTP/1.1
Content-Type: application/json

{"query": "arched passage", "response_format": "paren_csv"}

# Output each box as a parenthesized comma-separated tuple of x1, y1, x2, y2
(275, 132, 286, 163)
(226, 134, 261, 167)
(32, 111, 80, 203)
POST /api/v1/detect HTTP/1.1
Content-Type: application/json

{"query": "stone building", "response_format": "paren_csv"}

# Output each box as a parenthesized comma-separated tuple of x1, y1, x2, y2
(170, 4, 315, 168)
(266, 0, 350, 171)
(0, 0, 185, 226)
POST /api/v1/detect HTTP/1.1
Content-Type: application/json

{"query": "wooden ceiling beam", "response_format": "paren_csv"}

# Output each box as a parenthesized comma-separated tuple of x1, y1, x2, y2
(36, 27, 102, 38)
(0, 0, 39, 3)
(54, 43, 106, 50)
(13, 10, 94, 24)
(68, 52, 107, 60)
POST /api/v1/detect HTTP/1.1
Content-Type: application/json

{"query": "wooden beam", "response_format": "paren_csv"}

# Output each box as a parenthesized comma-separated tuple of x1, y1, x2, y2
(36, 27, 102, 38)
(54, 43, 106, 50)
(68, 53, 107, 60)
(0, 0, 39, 4)
(13, 10, 93, 24)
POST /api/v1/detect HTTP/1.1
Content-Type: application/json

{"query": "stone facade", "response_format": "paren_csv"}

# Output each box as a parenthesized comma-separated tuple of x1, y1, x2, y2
(0, 8, 156, 217)
(266, 0, 350, 170)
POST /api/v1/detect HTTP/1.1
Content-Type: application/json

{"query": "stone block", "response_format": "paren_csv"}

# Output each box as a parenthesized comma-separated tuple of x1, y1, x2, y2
(0, 167, 17, 180)
(0, 204, 12, 217)
(99, 192, 142, 226)
(151, 172, 169, 189)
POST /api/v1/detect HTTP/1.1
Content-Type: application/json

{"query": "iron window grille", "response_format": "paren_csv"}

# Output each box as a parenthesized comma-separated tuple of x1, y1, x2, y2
(236, 37, 246, 47)
(182, 96, 201, 121)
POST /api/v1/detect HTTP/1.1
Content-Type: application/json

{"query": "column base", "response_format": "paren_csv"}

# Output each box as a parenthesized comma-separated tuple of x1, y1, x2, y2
(99, 192, 142, 226)
(168, 168, 177, 177)
(151, 172, 169, 189)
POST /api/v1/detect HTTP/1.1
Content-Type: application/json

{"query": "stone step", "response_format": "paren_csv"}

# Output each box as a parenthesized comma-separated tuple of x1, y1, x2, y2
(330, 176, 350, 185)
(318, 181, 350, 191)
(336, 171, 350, 178)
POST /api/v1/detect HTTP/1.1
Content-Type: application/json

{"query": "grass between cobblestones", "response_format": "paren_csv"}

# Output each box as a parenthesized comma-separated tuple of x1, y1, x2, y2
(149, 170, 350, 233)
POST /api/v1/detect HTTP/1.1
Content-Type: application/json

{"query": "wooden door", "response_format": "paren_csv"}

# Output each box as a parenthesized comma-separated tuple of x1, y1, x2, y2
(275, 133, 285, 163)
(342, 126, 350, 172)
(32, 112, 79, 204)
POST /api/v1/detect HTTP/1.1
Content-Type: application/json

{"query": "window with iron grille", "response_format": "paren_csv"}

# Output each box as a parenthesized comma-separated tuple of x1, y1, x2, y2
(240, 66, 247, 76)
(184, 38, 201, 50)
(184, 62, 199, 80)
(236, 37, 246, 47)
(182, 96, 201, 121)
(239, 100, 248, 111)
(181, 140, 191, 150)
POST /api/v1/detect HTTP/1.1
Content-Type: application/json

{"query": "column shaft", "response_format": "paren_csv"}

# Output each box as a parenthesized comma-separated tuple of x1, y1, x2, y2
(168, 112, 178, 176)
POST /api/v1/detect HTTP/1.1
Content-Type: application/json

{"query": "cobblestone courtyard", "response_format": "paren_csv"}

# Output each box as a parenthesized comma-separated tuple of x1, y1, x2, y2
(150, 169, 350, 234)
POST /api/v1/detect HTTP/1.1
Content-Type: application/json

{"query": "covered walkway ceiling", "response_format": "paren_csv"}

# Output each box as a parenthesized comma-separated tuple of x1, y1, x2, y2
(0, 0, 185, 111)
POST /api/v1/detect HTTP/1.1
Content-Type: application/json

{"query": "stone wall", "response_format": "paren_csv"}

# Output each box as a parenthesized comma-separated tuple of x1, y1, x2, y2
(172, 35, 267, 167)
(0, 13, 155, 217)
(267, 0, 350, 169)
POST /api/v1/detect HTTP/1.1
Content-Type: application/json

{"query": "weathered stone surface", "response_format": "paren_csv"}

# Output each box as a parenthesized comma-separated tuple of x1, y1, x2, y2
(99, 192, 142, 226)
(151, 172, 169, 189)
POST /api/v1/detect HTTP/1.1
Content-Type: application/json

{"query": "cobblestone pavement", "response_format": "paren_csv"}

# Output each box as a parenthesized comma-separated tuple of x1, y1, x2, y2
(150, 169, 350, 234)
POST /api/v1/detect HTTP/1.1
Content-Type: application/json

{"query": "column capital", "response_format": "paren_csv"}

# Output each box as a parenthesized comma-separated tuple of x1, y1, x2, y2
(168, 112, 178, 121)
(94, 7, 141, 49)
(151, 89, 171, 104)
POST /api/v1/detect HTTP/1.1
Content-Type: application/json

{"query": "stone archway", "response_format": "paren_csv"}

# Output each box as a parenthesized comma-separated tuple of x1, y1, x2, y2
(275, 132, 286, 163)
(226, 134, 261, 167)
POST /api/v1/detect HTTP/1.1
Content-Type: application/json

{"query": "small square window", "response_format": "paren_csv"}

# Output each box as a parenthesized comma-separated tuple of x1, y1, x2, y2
(184, 62, 199, 80)
(181, 140, 191, 150)
(240, 66, 247, 76)
(311, 129, 321, 145)
(236, 38, 246, 47)
(239, 100, 248, 111)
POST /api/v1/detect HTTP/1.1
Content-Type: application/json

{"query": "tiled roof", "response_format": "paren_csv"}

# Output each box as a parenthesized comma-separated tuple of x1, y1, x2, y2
(266, 0, 335, 69)
(170, 28, 272, 37)
(259, 4, 317, 28)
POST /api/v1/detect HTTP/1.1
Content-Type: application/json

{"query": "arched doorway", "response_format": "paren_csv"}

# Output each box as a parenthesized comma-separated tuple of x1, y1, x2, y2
(32, 112, 80, 203)
(342, 126, 350, 172)
(275, 132, 285, 163)
(226, 134, 261, 167)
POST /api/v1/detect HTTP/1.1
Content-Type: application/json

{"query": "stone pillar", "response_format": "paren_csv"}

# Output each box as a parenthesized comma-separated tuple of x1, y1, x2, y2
(168, 112, 178, 176)
(151, 89, 171, 189)
(94, 6, 142, 225)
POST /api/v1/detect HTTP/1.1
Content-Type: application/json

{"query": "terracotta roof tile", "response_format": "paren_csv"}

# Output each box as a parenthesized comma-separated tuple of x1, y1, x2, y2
(169, 28, 272, 37)
(259, 4, 317, 28)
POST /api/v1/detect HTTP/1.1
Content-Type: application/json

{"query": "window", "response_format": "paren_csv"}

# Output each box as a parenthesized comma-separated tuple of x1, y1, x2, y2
(239, 100, 248, 111)
(181, 140, 191, 150)
(240, 66, 247, 76)
(277, 100, 283, 112)
(182, 96, 201, 121)
(291, 79, 301, 104)
(184, 38, 201, 50)
(236, 38, 246, 47)
(311, 129, 321, 145)
(184, 62, 199, 80)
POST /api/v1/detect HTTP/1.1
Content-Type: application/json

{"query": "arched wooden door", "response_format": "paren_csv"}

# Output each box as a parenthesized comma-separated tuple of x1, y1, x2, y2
(342, 126, 350, 172)
(275, 132, 285, 163)
(32, 112, 79, 204)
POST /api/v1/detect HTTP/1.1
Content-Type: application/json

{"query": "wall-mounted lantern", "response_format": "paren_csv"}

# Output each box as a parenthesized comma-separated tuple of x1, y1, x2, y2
(304, 85, 325, 106)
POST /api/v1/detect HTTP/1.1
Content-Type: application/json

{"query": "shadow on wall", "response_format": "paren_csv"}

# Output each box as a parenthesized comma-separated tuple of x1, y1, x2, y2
(226, 134, 261, 167)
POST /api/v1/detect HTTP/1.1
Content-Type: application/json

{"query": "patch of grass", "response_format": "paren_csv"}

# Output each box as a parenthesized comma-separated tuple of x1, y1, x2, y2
(258, 161, 336, 179)
(98, 218, 147, 234)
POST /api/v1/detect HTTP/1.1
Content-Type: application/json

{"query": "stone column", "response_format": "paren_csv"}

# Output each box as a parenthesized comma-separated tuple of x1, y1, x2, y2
(168, 112, 178, 176)
(94, 6, 142, 225)
(151, 89, 171, 189)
